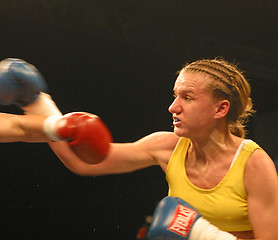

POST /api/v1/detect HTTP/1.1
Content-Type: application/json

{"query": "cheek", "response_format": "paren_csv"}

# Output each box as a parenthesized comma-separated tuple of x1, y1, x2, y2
(201, 106, 218, 123)
(189, 103, 216, 121)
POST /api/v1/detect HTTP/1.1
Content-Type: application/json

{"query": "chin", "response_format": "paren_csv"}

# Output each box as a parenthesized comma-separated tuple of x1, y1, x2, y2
(174, 128, 189, 138)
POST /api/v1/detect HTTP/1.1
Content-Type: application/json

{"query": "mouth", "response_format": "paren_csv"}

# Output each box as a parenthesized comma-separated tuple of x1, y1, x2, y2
(173, 117, 181, 125)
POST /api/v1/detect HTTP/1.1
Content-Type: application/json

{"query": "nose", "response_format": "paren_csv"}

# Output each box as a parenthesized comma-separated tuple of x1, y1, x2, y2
(168, 97, 182, 114)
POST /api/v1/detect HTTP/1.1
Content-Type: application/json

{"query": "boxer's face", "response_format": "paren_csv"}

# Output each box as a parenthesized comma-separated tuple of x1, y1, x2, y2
(169, 71, 219, 139)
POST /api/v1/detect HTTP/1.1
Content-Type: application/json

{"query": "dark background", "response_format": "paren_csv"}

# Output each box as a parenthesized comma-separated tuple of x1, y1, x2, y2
(0, 0, 277, 239)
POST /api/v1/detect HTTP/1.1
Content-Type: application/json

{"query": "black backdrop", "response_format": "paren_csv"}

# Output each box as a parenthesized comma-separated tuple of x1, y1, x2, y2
(0, 1, 277, 239)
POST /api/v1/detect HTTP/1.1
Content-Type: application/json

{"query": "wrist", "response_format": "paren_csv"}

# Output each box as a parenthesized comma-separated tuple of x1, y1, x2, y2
(22, 92, 62, 116)
(189, 217, 237, 240)
(43, 116, 64, 141)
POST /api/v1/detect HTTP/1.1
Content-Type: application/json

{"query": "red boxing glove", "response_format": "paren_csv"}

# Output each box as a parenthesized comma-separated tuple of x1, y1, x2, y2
(56, 112, 112, 164)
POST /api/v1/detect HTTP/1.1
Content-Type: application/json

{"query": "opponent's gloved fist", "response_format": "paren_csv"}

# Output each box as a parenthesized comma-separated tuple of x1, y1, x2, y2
(0, 58, 47, 107)
(148, 197, 237, 240)
(44, 112, 113, 164)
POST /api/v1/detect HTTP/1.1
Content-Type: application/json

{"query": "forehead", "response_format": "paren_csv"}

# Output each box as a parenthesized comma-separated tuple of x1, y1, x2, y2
(174, 71, 211, 93)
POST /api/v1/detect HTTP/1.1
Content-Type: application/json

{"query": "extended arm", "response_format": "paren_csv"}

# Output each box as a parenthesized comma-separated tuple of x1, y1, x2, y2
(23, 91, 178, 175)
(49, 131, 178, 176)
(0, 57, 179, 176)
(0, 113, 49, 142)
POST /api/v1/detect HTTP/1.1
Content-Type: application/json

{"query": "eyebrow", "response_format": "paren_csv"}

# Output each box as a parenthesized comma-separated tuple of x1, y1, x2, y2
(173, 88, 194, 95)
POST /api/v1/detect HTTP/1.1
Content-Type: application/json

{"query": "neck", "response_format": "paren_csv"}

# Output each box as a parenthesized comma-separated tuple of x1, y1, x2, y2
(188, 128, 241, 164)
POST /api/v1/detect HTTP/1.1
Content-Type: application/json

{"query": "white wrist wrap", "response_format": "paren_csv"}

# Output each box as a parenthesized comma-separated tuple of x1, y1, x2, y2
(43, 116, 64, 141)
(189, 217, 237, 240)
(22, 92, 62, 116)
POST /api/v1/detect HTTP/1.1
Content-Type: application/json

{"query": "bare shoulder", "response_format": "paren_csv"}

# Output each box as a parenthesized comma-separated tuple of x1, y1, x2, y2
(245, 149, 277, 176)
(136, 131, 179, 146)
(135, 131, 179, 154)
(244, 148, 278, 238)
(135, 131, 179, 170)
(245, 148, 278, 194)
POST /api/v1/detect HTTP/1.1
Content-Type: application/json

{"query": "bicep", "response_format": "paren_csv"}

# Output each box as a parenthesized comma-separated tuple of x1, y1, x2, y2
(245, 150, 278, 239)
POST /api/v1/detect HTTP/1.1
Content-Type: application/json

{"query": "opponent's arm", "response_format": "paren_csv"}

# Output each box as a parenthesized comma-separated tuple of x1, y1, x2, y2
(244, 149, 278, 240)
(0, 58, 113, 163)
(0, 113, 49, 142)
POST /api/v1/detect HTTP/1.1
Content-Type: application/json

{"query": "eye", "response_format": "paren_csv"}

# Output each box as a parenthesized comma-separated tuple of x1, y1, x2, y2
(184, 95, 193, 101)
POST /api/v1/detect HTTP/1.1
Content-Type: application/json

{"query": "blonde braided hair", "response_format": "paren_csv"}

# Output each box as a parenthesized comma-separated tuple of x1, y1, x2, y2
(181, 57, 255, 138)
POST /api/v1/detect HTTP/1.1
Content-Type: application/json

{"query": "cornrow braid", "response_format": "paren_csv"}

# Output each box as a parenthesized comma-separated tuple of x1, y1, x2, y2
(181, 58, 255, 138)
(184, 65, 235, 96)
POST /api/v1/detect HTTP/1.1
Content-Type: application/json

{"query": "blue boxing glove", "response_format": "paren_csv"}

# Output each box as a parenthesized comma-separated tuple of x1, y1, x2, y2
(0, 58, 47, 107)
(148, 197, 236, 240)
(148, 197, 201, 239)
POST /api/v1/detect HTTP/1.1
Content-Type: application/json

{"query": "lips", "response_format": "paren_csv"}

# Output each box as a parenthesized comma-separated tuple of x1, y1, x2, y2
(173, 117, 181, 125)
(174, 117, 180, 123)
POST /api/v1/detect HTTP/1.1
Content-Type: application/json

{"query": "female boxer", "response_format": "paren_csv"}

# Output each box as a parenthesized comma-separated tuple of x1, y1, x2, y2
(4, 58, 278, 239)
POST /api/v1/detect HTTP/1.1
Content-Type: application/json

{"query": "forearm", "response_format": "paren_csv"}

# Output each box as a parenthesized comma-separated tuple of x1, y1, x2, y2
(48, 141, 95, 176)
(22, 92, 62, 116)
(48, 141, 123, 176)
(0, 114, 50, 143)
(16, 115, 50, 142)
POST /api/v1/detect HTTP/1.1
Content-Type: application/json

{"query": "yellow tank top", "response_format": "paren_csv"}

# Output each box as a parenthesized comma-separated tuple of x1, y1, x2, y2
(166, 137, 261, 232)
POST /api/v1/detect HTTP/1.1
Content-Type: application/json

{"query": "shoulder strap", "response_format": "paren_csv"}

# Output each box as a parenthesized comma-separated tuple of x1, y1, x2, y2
(230, 140, 261, 169)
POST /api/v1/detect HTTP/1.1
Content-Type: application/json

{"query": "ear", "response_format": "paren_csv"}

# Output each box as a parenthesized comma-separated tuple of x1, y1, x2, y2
(214, 100, 230, 119)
